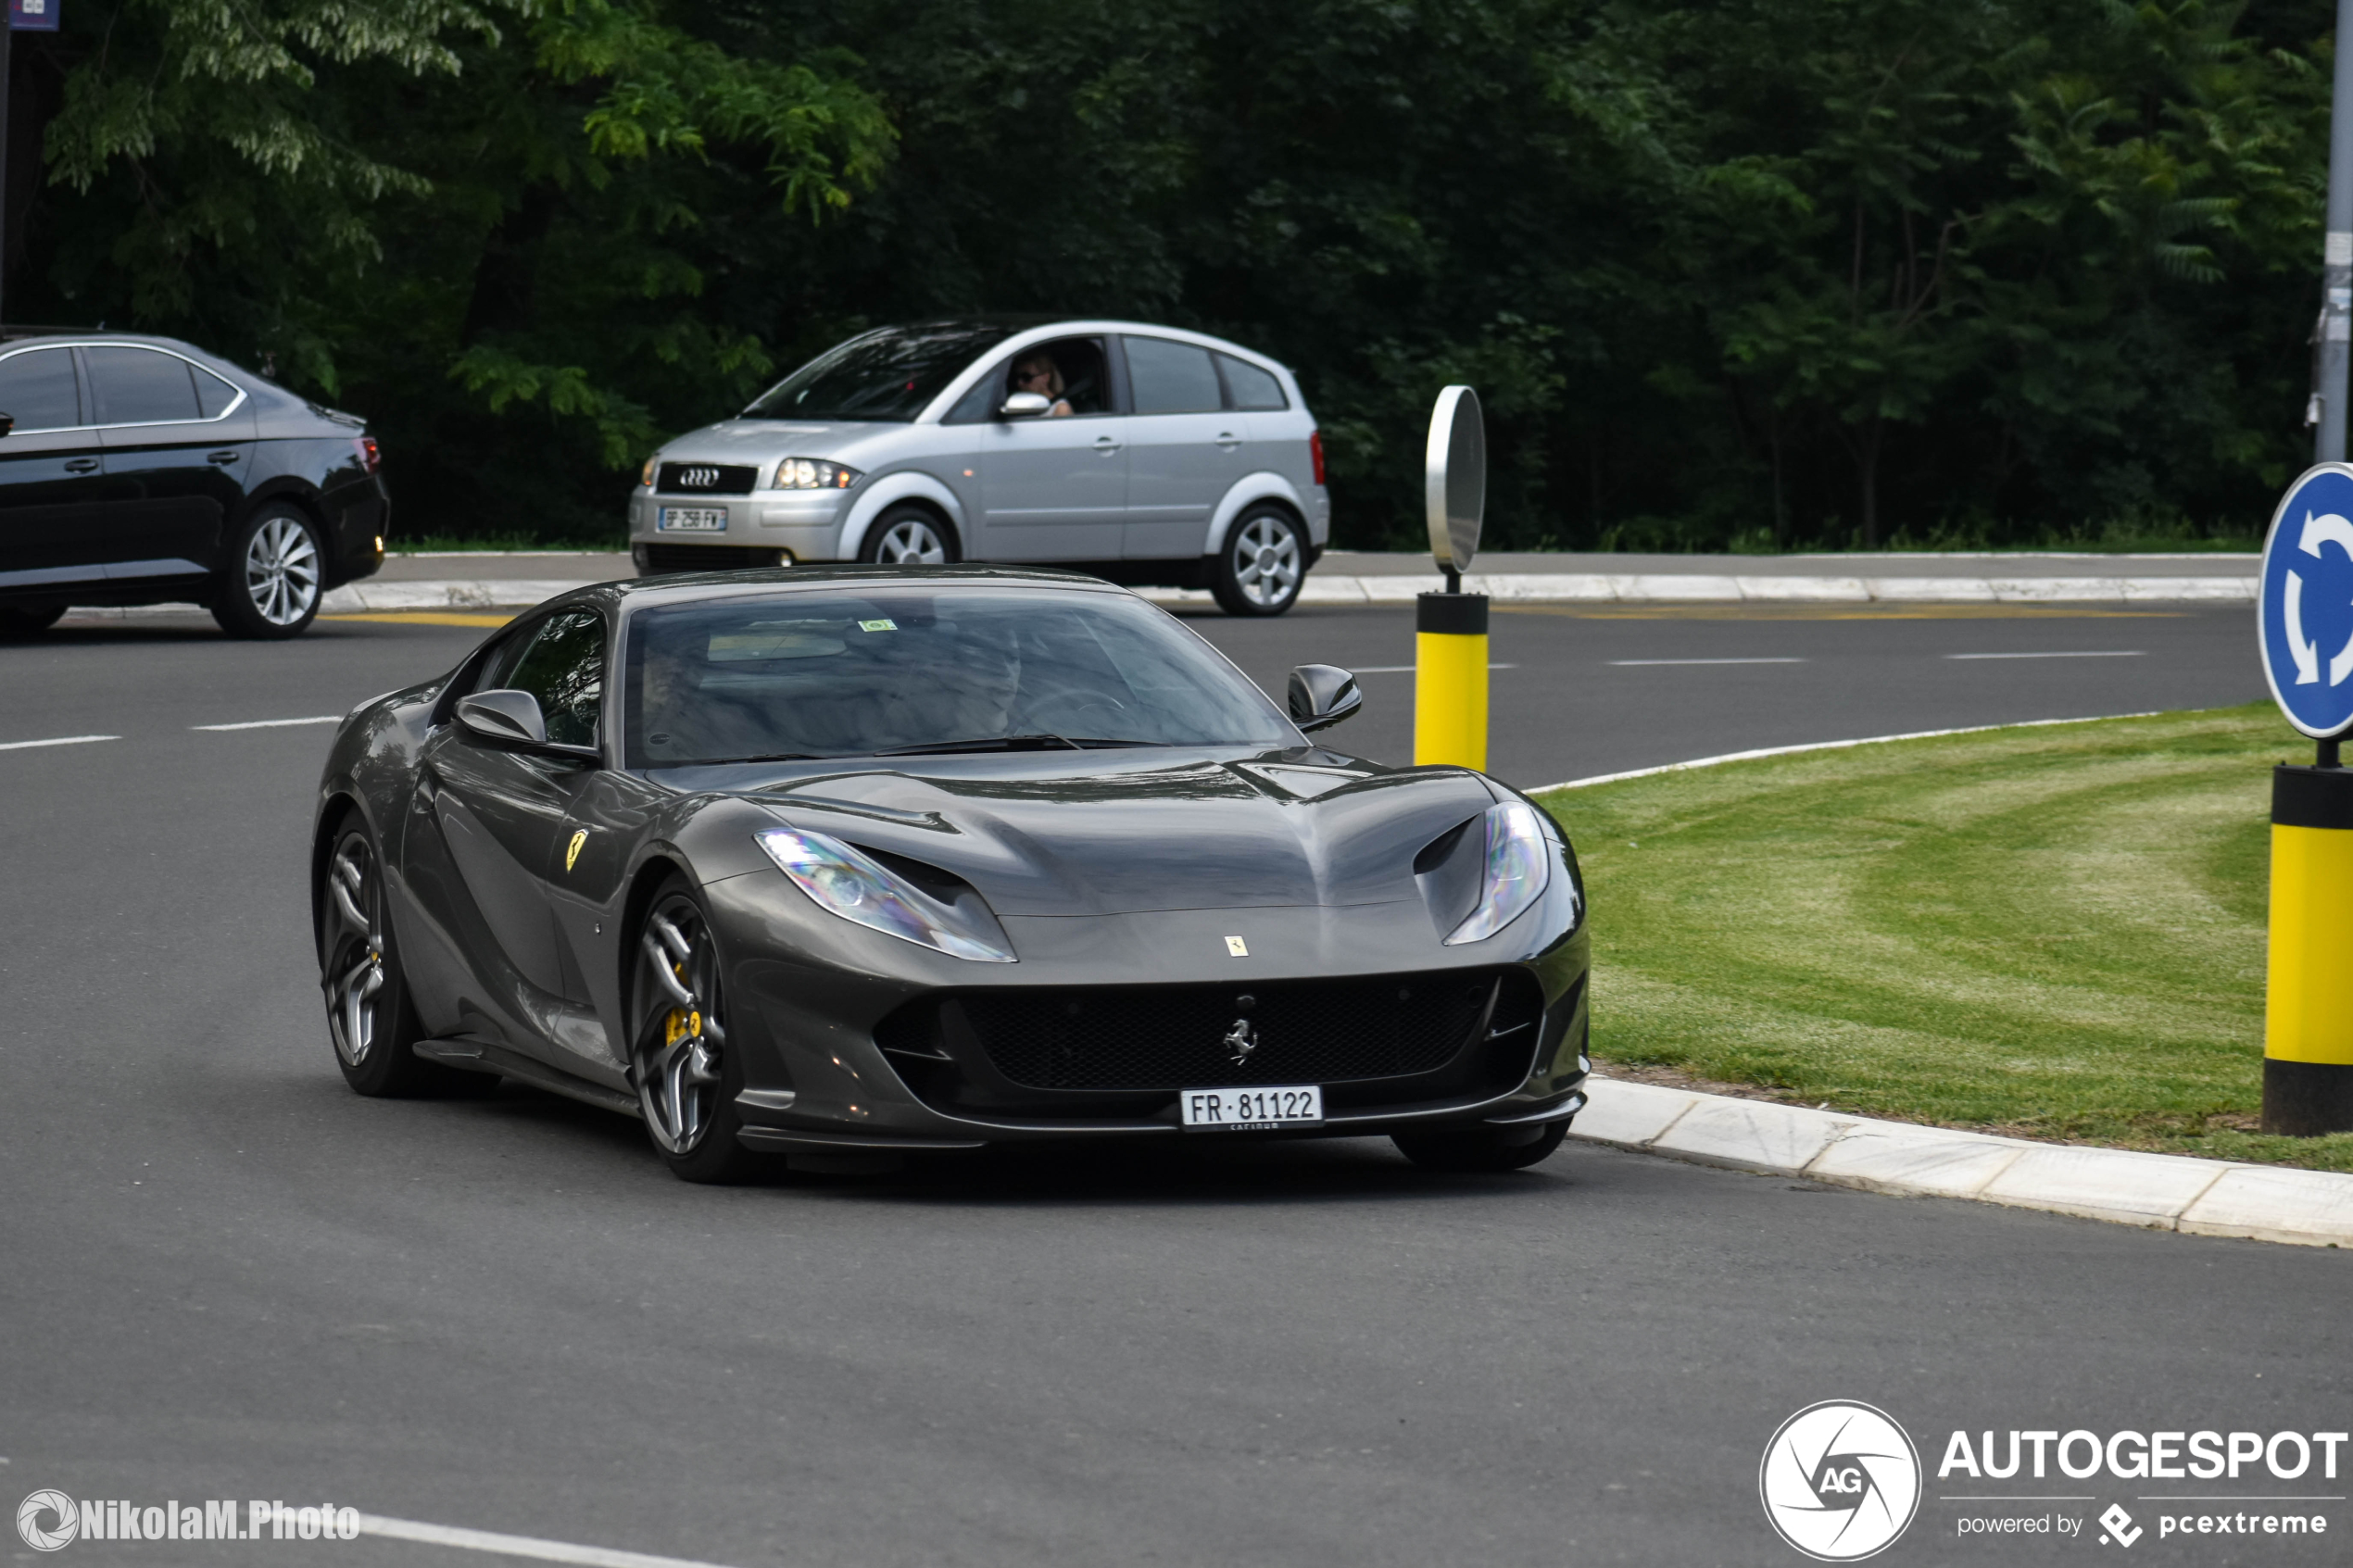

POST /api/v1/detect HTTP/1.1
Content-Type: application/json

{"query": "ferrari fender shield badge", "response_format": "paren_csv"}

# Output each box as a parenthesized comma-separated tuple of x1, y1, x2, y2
(566, 829, 589, 873)
(1225, 935, 1249, 957)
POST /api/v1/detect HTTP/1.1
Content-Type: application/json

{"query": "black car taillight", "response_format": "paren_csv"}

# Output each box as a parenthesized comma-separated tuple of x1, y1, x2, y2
(355, 436, 381, 474)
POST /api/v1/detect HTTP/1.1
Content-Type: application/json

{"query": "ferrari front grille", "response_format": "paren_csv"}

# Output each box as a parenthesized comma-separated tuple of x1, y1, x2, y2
(950, 972, 1511, 1092)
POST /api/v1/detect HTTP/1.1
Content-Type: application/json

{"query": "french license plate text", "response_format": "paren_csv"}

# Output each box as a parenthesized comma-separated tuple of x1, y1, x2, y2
(658, 507, 727, 533)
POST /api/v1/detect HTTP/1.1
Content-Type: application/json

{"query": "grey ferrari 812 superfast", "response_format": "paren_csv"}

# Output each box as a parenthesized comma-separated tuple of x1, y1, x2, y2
(311, 567, 1589, 1181)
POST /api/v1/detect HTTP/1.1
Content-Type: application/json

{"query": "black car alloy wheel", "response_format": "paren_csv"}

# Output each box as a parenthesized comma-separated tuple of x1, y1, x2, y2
(633, 881, 760, 1182)
(1212, 506, 1304, 616)
(214, 504, 325, 639)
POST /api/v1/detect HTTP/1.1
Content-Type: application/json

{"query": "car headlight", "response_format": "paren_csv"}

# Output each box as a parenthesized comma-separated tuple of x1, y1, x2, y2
(755, 827, 1015, 962)
(774, 458, 862, 490)
(1444, 801, 1562, 946)
(640, 457, 656, 487)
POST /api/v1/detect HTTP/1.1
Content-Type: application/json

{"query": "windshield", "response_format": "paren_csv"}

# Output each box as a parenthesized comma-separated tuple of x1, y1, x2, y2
(624, 588, 1297, 767)
(742, 323, 1022, 422)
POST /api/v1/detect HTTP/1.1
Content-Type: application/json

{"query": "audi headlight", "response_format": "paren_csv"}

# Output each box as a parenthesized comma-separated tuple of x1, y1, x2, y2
(1444, 801, 1564, 946)
(755, 827, 1015, 962)
(774, 458, 862, 490)
(640, 457, 657, 487)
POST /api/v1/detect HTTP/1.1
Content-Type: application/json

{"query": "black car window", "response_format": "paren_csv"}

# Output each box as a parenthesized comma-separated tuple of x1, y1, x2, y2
(743, 322, 1023, 423)
(502, 609, 606, 747)
(86, 346, 202, 426)
(624, 588, 1294, 767)
(1126, 337, 1223, 415)
(1216, 354, 1289, 411)
(192, 364, 242, 419)
(0, 347, 83, 432)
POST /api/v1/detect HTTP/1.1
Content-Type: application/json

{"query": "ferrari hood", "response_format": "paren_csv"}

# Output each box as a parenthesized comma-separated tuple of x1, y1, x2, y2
(743, 752, 1499, 917)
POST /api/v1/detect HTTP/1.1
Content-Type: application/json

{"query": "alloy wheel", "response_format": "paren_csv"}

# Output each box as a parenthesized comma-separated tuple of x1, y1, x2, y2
(873, 518, 948, 565)
(634, 896, 728, 1155)
(322, 834, 386, 1069)
(1230, 515, 1302, 608)
(245, 515, 321, 626)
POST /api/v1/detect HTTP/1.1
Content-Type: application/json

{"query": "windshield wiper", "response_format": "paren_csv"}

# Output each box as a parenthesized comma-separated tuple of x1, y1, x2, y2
(873, 734, 1082, 756)
(692, 751, 821, 765)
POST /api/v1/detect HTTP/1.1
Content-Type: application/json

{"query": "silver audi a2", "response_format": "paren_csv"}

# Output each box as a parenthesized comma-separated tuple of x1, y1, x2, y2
(628, 319, 1329, 615)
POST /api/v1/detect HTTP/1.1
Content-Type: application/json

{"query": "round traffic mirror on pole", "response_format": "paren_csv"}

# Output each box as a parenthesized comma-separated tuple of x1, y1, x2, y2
(1416, 385, 1489, 771)
(1425, 385, 1485, 590)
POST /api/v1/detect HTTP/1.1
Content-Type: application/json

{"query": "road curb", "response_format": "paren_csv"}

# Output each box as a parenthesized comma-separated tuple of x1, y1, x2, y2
(1569, 1076, 2353, 1247)
(302, 571, 2259, 613)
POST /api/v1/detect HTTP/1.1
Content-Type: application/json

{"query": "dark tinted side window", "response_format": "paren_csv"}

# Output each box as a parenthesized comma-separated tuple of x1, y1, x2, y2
(502, 609, 606, 747)
(1216, 354, 1288, 410)
(1126, 337, 1222, 414)
(86, 346, 201, 426)
(192, 365, 242, 418)
(0, 347, 83, 432)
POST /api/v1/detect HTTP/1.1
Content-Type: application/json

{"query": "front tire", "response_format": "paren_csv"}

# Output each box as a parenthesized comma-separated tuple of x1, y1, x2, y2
(321, 818, 472, 1097)
(1211, 506, 1306, 615)
(632, 878, 764, 1184)
(212, 504, 325, 639)
(1391, 1121, 1567, 1173)
(0, 603, 64, 637)
(856, 505, 960, 566)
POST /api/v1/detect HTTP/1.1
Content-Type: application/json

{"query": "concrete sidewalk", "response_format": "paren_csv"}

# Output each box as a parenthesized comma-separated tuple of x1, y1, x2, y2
(331, 548, 2259, 610)
(1573, 1076, 2353, 1248)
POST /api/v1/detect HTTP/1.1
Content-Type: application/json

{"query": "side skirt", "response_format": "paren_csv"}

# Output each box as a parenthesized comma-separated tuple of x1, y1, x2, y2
(413, 1036, 642, 1118)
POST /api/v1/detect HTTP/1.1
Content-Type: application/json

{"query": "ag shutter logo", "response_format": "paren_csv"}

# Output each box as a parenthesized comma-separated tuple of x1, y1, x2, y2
(18, 1491, 77, 1552)
(1760, 1400, 1922, 1562)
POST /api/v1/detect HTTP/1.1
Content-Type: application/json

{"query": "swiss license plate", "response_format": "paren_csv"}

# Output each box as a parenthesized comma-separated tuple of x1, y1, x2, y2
(1180, 1084, 1324, 1130)
(658, 506, 727, 533)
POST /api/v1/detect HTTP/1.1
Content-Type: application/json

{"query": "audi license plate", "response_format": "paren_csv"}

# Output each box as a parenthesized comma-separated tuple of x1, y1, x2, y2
(1180, 1085, 1324, 1130)
(658, 506, 727, 533)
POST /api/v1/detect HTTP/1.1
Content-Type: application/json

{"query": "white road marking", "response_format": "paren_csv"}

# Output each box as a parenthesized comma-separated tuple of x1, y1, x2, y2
(0, 734, 119, 752)
(1607, 657, 1805, 666)
(1530, 712, 2160, 794)
(1351, 663, 1518, 673)
(354, 1512, 744, 1568)
(1945, 650, 2144, 659)
(192, 715, 341, 731)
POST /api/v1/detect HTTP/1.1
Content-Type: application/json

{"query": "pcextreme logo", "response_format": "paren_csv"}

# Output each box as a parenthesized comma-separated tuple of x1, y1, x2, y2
(1760, 1400, 1924, 1562)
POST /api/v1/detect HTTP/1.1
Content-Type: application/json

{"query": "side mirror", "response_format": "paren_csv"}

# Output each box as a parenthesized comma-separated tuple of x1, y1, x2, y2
(0, 413, 15, 439)
(455, 689, 599, 762)
(1288, 664, 1362, 733)
(1000, 391, 1053, 419)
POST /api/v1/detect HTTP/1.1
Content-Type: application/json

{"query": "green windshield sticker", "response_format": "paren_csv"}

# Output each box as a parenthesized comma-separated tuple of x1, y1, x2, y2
(858, 619, 898, 633)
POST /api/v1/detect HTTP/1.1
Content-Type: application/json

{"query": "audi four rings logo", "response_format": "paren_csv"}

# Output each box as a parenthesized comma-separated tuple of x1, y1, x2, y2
(678, 466, 719, 488)
(1760, 1400, 1922, 1561)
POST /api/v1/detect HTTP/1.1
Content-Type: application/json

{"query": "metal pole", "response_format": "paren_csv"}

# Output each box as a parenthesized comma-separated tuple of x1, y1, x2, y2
(2319, 0, 2353, 461)
(0, 20, 16, 332)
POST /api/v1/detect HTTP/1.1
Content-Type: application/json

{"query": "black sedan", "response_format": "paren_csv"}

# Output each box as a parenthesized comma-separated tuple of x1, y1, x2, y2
(312, 567, 1590, 1181)
(0, 331, 387, 638)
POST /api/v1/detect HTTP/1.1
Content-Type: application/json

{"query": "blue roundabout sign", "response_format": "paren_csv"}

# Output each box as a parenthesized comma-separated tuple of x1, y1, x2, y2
(2260, 464, 2353, 738)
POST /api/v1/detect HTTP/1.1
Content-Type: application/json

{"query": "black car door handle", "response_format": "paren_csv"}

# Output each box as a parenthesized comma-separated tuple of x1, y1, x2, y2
(63, 458, 97, 473)
(208, 450, 243, 464)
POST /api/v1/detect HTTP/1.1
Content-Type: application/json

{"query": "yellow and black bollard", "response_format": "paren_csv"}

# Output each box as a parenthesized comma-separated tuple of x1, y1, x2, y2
(1414, 590, 1489, 770)
(2263, 754, 2353, 1135)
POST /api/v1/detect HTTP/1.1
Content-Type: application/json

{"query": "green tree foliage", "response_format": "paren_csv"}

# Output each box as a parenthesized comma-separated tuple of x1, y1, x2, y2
(4, 0, 2334, 548)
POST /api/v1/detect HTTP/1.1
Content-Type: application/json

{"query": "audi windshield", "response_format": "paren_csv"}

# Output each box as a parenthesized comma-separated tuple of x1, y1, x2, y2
(741, 322, 1026, 423)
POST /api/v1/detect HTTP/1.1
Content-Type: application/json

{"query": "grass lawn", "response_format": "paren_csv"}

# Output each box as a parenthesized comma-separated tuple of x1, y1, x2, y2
(1535, 703, 2353, 1173)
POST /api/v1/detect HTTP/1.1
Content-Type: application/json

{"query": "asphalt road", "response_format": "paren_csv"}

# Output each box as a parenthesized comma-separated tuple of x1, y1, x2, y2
(2, 602, 2340, 1568)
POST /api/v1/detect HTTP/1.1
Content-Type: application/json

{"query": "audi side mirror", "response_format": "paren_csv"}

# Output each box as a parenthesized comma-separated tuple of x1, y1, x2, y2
(1000, 391, 1053, 419)
(1288, 664, 1362, 733)
(455, 689, 600, 762)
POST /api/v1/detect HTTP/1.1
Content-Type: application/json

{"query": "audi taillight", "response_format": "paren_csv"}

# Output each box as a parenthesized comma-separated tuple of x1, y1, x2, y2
(1309, 429, 1326, 486)
(355, 437, 381, 474)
